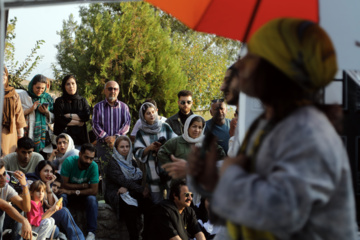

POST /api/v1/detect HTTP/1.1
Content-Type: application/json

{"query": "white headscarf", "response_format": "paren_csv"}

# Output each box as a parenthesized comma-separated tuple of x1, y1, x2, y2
(182, 115, 206, 144)
(55, 133, 79, 170)
(139, 102, 162, 134)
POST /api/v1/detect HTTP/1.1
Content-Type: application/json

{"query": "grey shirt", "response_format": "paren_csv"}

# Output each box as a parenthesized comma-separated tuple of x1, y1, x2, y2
(0, 183, 18, 202)
(212, 106, 357, 240)
(3, 152, 44, 174)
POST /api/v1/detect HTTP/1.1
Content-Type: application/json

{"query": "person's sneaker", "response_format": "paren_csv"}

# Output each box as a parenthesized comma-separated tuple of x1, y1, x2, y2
(86, 232, 95, 240)
(2, 229, 12, 240)
(58, 232, 67, 240)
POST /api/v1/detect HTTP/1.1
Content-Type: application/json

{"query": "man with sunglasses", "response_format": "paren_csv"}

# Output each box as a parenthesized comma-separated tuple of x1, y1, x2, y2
(166, 90, 194, 136)
(205, 99, 231, 154)
(92, 81, 131, 167)
(145, 179, 205, 240)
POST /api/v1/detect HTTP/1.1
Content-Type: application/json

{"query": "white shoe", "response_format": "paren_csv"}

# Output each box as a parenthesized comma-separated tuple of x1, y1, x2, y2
(86, 232, 95, 240)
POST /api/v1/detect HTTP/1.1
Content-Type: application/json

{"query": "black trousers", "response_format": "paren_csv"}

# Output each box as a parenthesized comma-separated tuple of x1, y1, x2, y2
(118, 197, 143, 240)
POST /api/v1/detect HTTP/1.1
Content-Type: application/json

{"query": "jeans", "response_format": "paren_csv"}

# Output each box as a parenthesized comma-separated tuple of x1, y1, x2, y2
(32, 217, 55, 240)
(61, 194, 98, 235)
(52, 207, 85, 240)
(2, 205, 22, 240)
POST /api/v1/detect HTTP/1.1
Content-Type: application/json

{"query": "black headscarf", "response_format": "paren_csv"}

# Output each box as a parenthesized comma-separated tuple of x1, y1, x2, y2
(61, 75, 82, 101)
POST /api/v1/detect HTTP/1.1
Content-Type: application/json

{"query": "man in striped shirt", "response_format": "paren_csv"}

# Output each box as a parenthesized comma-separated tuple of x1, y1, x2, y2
(92, 81, 131, 167)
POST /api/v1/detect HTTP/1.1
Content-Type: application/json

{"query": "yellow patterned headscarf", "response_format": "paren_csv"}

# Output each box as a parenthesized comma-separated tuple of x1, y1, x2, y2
(248, 18, 337, 92)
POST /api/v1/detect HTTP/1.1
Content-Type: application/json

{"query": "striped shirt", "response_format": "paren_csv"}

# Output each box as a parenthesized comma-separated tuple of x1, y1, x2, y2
(92, 99, 131, 140)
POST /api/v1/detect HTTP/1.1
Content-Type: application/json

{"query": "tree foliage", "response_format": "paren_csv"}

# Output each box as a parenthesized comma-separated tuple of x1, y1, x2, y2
(5, 17, 45, 89)
(55, 3, 187, 123)
(54, 2, 240, 123)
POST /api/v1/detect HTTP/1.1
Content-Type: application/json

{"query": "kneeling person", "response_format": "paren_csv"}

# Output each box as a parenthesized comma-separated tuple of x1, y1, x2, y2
(59, 143, 99, 240)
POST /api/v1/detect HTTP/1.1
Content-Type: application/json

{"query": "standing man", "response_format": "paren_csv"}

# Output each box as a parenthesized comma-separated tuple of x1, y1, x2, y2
(205, 100, 231, 154)
(3, 137, 44, 173)
(92, 81, 131, 164)
(166, 90, 194, 136)
(220, 64, 241, 157)
(59, 143, 99, 240)
(146, 179, 205, 240)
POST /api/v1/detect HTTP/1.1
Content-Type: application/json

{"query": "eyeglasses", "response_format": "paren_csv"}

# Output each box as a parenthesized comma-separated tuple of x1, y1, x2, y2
(180, 100, 192, 105)
(184, 192, 194, 198)
(107, 87, 119, 92)
(211, 99, 224, 103)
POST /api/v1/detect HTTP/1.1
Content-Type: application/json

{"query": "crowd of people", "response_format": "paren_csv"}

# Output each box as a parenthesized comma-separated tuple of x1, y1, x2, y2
(0, 17, 358, 240)
(1, 66, 231, 240)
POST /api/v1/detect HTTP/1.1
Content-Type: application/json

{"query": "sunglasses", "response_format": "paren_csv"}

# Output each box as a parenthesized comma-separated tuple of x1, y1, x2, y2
(180, 100, 192, 105)
(184, 192, 194, 198)
(211, 99, 224, 103)
(107, 87, 119, 92)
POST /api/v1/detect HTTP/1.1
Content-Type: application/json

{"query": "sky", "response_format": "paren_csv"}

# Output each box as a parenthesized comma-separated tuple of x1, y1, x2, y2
(8, 3, 87, 79)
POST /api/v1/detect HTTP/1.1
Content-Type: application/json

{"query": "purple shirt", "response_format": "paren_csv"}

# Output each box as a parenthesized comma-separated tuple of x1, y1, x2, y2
(92, 99, 131, 140)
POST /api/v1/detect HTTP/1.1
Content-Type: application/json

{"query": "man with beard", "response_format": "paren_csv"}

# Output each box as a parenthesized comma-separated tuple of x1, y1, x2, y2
(220, 64, 241, 157)
(205, 100, 231, 154)
(166, 90, 194, 136)
(145, 179, 205, 240)
(3, 137, 44, 173)
(59, 143, 98, 240)
(92, 81, 131, 167)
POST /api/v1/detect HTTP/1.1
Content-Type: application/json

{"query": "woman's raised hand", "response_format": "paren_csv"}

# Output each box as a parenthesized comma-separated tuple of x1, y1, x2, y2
(31, 101, 41, 112)
(38, 104, 49, 115)
(117, 187, 128, 194)
(162, 155, 187, 179)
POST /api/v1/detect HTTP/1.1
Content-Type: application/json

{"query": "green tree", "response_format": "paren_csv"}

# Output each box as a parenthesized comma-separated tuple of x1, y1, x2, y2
(55, 3, 187, 123)
(55, 2, 240, 122)
(5, 17, 45, 89)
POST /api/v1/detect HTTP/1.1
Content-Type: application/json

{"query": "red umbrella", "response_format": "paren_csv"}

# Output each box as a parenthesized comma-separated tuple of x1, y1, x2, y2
(144, 0, 319, 42)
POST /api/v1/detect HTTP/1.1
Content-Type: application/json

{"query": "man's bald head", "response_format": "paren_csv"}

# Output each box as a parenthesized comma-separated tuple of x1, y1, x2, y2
(104, 81, 119, 90)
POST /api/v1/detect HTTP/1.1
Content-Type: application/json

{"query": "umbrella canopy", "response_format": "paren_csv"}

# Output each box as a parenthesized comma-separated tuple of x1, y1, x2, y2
(145, 0, 318, 42)
(145, 0, 360, 71)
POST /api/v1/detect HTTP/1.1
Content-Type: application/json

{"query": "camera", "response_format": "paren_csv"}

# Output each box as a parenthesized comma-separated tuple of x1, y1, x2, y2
(157, 136, 167, 145)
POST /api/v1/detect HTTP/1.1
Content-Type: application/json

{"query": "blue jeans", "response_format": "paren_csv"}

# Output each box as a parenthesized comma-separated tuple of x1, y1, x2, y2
(52, 207, 85, 240)
(61, 194, 98, 234)
(2, 206, 22, 240)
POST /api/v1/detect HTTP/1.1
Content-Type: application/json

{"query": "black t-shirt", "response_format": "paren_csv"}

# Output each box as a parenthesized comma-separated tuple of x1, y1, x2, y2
(147, 199, 201, 240)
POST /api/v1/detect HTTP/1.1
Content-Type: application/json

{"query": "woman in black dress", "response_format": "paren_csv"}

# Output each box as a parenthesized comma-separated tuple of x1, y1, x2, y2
(54, 75, 90, 149)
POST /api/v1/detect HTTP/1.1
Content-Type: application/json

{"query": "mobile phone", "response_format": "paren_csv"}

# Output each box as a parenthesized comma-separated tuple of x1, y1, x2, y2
(18, 230, 38, 240)
(42, 102, 49, 108)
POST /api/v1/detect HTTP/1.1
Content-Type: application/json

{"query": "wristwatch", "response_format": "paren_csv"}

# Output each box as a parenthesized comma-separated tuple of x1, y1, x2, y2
(75, 190, 80, 196)
(70, 113, 73, 119)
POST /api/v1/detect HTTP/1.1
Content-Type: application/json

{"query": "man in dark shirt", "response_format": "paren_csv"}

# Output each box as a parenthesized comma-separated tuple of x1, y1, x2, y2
(205, 100, 231, 154)
(166, 90, 194, 136)
(146, 179, 205, 240)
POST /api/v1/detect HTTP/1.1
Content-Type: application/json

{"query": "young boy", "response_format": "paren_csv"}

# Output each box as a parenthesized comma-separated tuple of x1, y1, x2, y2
(52, 173, 62, 197)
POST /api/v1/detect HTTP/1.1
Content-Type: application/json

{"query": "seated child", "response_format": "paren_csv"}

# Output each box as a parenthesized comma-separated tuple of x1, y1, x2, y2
(27, 180, 61, 240)
(51, 173, 62, 197)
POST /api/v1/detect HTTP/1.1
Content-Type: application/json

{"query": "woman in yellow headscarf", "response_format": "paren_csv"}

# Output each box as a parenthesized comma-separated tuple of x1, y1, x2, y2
(188, 18, 357, 240)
